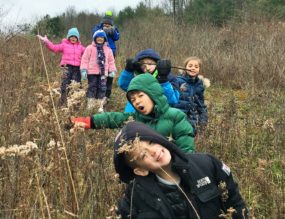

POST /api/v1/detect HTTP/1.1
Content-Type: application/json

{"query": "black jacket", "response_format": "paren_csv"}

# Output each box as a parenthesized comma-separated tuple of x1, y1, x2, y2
(117, 153, 248, 219)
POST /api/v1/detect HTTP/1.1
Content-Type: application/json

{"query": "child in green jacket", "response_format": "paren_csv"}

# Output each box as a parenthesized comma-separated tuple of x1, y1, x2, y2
(72, 73, 195, 152)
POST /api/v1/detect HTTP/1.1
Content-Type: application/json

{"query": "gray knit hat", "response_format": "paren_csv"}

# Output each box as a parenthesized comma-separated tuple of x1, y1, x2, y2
(101, 15, 113, 25)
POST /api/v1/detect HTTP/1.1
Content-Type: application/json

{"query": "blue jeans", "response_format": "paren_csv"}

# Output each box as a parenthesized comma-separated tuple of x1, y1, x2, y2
(86, 74, 107, 99)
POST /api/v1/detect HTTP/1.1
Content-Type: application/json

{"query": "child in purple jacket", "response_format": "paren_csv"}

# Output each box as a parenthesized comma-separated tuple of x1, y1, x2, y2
(37, 27, 85, 106)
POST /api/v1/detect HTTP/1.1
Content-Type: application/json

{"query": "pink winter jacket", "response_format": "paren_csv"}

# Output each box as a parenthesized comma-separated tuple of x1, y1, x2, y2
(45, 39, 85, 66)
(80, 42, 117, 76)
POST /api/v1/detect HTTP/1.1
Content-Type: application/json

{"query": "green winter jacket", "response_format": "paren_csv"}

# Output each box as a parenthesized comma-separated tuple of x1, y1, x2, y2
(91, 73, 195, 152)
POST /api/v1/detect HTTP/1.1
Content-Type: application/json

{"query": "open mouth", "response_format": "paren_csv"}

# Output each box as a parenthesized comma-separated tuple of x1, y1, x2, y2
(138, 106, 144, 111)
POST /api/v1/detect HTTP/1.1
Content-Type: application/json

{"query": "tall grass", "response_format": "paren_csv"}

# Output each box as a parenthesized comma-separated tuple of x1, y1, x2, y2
(0, 16, 284, 218)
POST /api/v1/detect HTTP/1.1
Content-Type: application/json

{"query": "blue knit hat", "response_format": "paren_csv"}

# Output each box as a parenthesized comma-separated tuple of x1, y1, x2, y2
(134, 48, 161, 63)
(93, 29, 107, 42)
(66, 27, 80, 39)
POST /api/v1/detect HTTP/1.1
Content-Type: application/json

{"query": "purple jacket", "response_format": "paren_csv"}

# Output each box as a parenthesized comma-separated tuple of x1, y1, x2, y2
(80, 42, 117, 76)
(45, 39, 85, 66)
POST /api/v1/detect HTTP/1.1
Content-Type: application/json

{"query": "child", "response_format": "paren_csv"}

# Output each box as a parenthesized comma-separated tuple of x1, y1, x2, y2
(92, 11, 120, 102)
(80, 29, 117, 112)
(72, 73, 195, 153)
(114, 121, 249, 219)
(174, 56, 210, 134)
(118, 48, 180, 112)
(37, 27, 85, 106)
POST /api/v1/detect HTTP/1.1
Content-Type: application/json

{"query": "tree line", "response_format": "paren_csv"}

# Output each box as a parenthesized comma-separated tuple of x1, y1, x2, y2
(31, 0, 285, 38)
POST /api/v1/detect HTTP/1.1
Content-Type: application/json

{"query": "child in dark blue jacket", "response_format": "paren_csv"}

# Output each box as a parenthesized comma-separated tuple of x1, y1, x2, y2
(174, 56, 210, 134)
(118, 48, 180, 112)
(92, 11, 120, 101)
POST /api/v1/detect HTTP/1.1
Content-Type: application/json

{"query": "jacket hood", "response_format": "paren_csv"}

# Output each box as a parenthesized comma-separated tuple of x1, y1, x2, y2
(133, 48, 161, 63)
(114, 121, 188, 183)
(180, 74, 210, 88)
(126, 73, 169, 116)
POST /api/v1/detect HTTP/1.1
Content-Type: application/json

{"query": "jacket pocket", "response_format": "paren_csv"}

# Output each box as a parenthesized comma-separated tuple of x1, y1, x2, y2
(194, 185, 222, 218)
(195, 184, 219, 202)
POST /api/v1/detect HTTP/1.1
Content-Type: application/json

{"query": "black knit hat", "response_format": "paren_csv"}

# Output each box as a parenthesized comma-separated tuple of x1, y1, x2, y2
(113, 122, 187, 183)
(101, 15, 113, 25)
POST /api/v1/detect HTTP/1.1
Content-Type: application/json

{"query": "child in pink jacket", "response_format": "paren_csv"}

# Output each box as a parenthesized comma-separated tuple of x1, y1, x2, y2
(37, 27, 85, 106)
(80, 29, 116, 112)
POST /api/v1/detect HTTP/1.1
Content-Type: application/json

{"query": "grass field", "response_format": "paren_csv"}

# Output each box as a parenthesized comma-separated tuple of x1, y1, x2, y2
(0, 19, 284, 218)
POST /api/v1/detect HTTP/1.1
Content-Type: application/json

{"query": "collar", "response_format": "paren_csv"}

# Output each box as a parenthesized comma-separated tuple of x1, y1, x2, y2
(156, 174, 181, 186)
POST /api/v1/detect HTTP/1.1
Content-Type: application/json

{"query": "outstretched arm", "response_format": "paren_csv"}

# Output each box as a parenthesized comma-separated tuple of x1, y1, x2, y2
(71, 112, 134, 130)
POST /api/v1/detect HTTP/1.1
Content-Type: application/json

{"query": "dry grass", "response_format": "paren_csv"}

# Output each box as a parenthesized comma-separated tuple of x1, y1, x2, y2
(0, 17, 284, 218)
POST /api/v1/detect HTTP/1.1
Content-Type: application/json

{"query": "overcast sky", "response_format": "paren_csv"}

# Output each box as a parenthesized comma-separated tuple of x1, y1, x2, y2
(0, 0, 145, 26)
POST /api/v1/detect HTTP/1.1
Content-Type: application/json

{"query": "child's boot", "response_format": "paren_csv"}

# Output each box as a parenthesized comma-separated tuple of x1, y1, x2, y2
(59, 93, 67, 107)
(87, 98, 96, 110)
(98, 99, 105, 113)
(102, 96, 108, 106)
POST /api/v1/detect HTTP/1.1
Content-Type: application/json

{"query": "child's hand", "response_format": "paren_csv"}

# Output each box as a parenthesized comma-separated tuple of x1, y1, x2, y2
(103, 26, 114, 35)
(108, 71, 116, 78)
(37, 35, 49, 43)
(71, 116, 91, 129)
(80, 69, 88, 80)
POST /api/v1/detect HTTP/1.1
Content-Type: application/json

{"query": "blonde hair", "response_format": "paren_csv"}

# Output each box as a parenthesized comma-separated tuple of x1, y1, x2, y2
(183, 56, 202, 71)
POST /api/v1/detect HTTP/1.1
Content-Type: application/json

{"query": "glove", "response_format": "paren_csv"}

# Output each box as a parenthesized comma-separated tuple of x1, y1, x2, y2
(80, 69, 88, 80)
(71, 117, 91, 129)
(156, 59, 171, 83)
(109, 26, 115, 35)
(133, 61, 143, 74)
(103, 26, 115, 35)
(108, 71, 116, 78)
(125, 58, 135, 72)
(37, 35, 49, 43)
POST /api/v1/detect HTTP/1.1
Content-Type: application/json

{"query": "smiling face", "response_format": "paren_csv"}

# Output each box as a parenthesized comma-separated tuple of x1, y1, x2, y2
(95, 37, 105, 44)
(185, 59, 200, 78)
(126, 140, 172, 175)
(69, 36, 78, 44)
(140, 58, 157, 74)
(129, 91, 154, 115)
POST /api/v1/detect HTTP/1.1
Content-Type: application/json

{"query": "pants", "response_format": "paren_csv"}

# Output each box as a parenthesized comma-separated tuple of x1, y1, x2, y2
(86, 74, 107, 99)
(60, 65, 81, 104)
(105, 76, 114, 98)
(106, 51, 116, 98)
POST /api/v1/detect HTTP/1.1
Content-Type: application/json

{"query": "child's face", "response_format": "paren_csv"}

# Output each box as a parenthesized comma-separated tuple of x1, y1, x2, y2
(128, 140, 172, 175)
(185, 60, 200, 77)
(95, 37, 105, 44)
(103, 23, 112, 28)
(140, 58, 157, 74)
(129, 91, 154, 115)
(69, 36, 78, 44)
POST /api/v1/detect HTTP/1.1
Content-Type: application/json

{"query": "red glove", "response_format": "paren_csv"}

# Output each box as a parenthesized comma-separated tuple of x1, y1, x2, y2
(71, 117, 91, 129)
